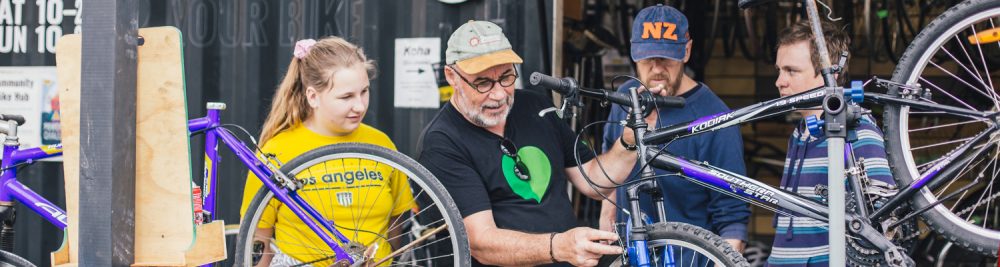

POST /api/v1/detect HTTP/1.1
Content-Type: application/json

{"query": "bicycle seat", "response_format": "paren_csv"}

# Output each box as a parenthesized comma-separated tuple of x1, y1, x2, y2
(738, 0, 778, 9)
(0, 114, 25, 126)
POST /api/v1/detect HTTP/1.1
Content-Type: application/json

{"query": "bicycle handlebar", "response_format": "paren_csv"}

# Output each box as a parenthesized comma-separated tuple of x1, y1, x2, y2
(0, 114, 25, 126)
(529, 72, 685, 109)
(738, 0, 778, 9)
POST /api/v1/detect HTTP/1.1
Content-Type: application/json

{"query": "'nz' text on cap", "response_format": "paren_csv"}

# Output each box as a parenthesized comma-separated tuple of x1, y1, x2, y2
(641, 22, 679, 41)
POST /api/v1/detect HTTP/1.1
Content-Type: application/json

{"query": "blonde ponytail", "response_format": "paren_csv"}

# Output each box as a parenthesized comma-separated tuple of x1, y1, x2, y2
(259, 36, 375, 145)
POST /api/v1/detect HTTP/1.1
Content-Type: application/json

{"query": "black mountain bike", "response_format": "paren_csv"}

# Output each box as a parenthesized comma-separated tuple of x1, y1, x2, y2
(530, 0, 999, 265)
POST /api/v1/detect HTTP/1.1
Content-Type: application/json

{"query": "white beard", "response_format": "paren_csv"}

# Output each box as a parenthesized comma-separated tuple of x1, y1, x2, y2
(453, 87, 514, 128)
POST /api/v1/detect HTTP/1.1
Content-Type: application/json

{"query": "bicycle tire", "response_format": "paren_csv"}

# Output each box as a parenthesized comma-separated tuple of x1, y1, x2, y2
(233, 143, 470, 266)
(884, 0, 1000, 257)
(598, 222, 748, 267)
(913, 185, 999, 265)
(0, 250, 33, 267)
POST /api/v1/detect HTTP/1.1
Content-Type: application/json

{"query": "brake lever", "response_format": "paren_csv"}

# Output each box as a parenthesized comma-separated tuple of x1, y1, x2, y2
(538, 97, 575, 119)
(538, 107, 563, 118)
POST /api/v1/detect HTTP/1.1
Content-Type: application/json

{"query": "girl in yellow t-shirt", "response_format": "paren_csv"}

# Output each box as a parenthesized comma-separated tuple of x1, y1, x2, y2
(240, 37, 414, 266)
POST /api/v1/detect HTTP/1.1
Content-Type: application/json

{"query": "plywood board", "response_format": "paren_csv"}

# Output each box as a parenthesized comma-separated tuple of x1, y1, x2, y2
(54, 27, 223, 267)
(53, 33, 81, 266)
(132, 26, 195, 266)
(184, 221, 227, 266)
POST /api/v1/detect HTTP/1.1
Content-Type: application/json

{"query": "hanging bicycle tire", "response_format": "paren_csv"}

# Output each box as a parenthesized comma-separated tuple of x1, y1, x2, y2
(884, 0, 1000, 257)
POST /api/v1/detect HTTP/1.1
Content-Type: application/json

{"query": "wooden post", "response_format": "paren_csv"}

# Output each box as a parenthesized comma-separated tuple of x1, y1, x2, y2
(79, 0, 138, 266)
(551, 0, 564, 106)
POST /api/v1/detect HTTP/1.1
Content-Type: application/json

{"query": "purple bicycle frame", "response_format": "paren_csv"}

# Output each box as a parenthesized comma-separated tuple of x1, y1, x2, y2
(0, 102, 355, 264)
(0, 143, 67, 229)
(0, 103, 354, 264)
(189, 103, 353, 263)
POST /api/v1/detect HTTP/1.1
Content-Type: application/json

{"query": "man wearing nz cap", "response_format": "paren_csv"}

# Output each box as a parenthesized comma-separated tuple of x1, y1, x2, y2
(418, 20, 643, 266)
(601, 4, 750, 253)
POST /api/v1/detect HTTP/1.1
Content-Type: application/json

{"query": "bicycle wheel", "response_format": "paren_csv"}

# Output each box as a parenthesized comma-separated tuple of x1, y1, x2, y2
(0, 250, 33, 267)
(913, 185, 1000, 266)
(234, 143, 470, 266)
(599, 222, 748, 267)
(884, 0, 1000, 257)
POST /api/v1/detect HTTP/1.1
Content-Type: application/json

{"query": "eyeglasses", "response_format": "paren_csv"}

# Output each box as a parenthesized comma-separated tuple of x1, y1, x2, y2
(448, 65, 519, 94)
(499, 138, 531, 181)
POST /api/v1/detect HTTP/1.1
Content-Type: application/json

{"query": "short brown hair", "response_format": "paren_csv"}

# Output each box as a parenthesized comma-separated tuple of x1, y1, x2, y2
(777, 20, 851, 85)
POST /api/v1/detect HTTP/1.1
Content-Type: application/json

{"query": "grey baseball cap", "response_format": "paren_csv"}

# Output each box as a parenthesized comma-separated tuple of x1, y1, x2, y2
(445, 20, 523, 74)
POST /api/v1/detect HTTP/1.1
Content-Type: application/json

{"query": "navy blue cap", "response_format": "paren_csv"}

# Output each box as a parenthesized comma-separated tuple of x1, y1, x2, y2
(630, 4, 690, 62)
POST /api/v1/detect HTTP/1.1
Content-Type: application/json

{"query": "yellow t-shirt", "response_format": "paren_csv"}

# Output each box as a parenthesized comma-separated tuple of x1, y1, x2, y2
(240, 123, 415, 266)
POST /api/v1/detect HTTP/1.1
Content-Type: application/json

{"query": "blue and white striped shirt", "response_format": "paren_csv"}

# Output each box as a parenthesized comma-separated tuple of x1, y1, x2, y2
(767, 114, 895, 267)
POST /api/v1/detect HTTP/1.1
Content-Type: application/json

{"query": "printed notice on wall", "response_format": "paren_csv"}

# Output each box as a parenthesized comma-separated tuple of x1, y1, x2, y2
(0, 66, 61, 160)
(393, 37, 441, 108)
(0, 0, 82, 55)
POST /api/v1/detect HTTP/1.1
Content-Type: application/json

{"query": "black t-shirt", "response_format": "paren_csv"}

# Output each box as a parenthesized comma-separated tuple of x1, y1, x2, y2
(418, 90, 595, 266)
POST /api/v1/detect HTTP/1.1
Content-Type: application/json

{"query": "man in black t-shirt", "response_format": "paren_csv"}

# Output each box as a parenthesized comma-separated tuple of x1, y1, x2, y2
(418, 20, 646, 267)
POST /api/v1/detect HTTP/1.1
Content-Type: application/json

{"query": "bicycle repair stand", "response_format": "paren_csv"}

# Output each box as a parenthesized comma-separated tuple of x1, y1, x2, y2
(810, 80, 916, 266)
(800, 0, 849, 265)
(52, 27, 226, 267)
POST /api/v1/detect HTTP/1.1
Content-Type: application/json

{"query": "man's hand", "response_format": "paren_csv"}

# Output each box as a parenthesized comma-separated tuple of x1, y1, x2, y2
(645, 83, 670, 97)
(553, 227, 623, 266)
(620, 84, 665, 147)
(725, 239, 745, 253)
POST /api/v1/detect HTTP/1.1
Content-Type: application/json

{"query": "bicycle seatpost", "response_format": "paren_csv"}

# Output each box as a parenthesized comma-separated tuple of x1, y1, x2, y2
(1, 120, 18, 146)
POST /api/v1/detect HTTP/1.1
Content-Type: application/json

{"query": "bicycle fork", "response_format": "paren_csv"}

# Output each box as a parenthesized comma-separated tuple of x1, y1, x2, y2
(625, 181, 672, 267)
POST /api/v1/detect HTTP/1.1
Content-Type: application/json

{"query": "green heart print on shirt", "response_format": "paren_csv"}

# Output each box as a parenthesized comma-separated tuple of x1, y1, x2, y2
(501, 146, 552, 203)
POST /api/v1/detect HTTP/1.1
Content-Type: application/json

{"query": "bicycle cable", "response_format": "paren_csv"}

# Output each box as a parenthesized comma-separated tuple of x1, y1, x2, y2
(815, 0, 843, 21)
(0, 161, 31, 172)
(570, 74, 680, 217)
(189, 123, 265, 156)
(573, 121, 677, 190)
(574, 120, 682, 214)
(219, 123, 264, 154)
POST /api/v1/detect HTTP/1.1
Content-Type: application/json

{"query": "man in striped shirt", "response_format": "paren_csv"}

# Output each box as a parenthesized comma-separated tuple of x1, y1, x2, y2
(769, 20, 896, 266)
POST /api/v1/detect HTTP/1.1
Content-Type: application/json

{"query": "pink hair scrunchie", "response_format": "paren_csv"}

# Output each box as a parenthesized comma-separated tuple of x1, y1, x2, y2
(293, 39, 317, 59)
